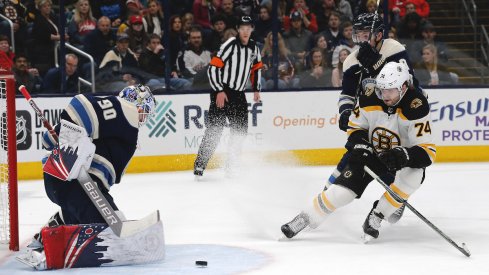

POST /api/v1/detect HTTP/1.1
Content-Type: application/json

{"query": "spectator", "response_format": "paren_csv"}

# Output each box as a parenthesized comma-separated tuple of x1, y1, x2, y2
(410, 21, 448, 65)
(178, 27, 211, 88)
(397, 11, 423, 49)
(300, 47, 332, 88)
(221, 0, 238, 30)
(139, 34, 192, 90)
(414, 44, 454, 86)
(205, 14, 228, 55)
(254, 5, 273, 44)
(402, 0, 430, 19)
(365, 0, 377, 13)
(0, 0, 28, 54)
(315, 0, 337, 33)
(331, 47, 350, 87)
(83, 16, 117, 66)
(262, 32, 299, 89)
(388, 0, 404, 26)
(90, 0, 126, 28)
(0, 35, 14, 71)
(126, 15, 150, 57)
(67, 0, 97, 50)
(312, 33, 333, 68)
(335, 0, 353, 21)
(331, 20, 358, 67)
(143, 0, 164, 37)
(320, 11, 343, 51)
(233, 0, 257, 16)
(222, 28, 237, 41)
(126, 0, 145, 16)
(168, 15, 186, 75)
(97, 33, 140, 91)
(283, 0, 318, 33)
(284, 11, 313, 73)
(41, 53, 79, 94)
(12, 54, 42, 93)
(388, 26, 399, 40)
(181, 12, 194, 41)
(30, 0, 67, 76)
(193, 0, 221, 31)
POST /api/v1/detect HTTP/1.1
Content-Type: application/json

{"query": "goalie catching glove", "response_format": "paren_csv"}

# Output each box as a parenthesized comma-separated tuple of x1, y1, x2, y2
(378, 147, 409, 172)
(43, 120, 95, 181)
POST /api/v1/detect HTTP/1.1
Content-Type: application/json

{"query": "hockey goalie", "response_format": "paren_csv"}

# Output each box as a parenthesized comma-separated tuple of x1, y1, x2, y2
(16, 85, 165, 270)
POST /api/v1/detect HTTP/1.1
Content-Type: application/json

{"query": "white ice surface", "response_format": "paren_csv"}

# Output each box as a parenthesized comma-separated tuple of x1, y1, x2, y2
(1, 162, 488, 274)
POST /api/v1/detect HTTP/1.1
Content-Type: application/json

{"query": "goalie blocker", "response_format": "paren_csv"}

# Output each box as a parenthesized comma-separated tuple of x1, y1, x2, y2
(17, 217, 165, 270)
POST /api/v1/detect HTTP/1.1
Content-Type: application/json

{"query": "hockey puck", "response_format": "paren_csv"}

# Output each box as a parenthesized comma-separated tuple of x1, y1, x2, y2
(195, 260, 208, 267)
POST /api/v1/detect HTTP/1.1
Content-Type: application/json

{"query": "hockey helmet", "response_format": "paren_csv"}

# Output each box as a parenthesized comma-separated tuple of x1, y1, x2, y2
(119, 84, 156, 126)
(352, 13, 384, 43)
(375, 61, 412, 104)
(236, 16, 254, 29)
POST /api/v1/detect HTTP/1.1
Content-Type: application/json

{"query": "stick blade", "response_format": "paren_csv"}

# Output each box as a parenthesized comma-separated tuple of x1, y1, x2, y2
(119, 210, 161, 238)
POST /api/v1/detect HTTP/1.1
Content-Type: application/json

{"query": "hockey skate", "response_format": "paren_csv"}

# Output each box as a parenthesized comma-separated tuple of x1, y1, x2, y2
(362, 200, 384, 243)
(280, 212, 311, 239)
(387, 203, 406, 224)
(16, 247, 46, 270)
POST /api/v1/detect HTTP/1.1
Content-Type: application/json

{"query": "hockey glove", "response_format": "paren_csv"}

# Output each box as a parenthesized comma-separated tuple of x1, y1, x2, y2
(339, 109, 352, 132)
(378, 147, 410, 172)
(349, 143, 374, 169)
(357, 42, 384, 76)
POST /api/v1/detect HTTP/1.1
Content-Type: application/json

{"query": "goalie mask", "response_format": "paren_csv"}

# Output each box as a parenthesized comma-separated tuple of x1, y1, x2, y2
(375, 61, 412, 106)
(119, 84, 156, 126)
(352, 13, 384, 44)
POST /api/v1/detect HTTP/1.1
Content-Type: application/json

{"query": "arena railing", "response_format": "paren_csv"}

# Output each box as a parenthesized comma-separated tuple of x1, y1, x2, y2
(461, 0, 477, 67)
(55, 42, 96, 93)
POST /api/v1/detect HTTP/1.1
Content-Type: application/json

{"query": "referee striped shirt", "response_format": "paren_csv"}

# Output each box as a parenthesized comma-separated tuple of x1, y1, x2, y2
(207, 36, 263, 93)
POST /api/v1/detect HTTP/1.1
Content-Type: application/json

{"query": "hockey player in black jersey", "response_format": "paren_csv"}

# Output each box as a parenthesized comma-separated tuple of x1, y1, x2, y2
(281, 61, 435, 242)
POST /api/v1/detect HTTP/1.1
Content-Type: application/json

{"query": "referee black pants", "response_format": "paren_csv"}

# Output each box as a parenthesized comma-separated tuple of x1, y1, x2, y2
(195, 90, 248, 170)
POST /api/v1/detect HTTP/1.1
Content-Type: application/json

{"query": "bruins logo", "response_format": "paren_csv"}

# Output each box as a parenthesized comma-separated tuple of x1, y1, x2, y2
(410, 98, 422, 109)
(371, 127, 401, 151)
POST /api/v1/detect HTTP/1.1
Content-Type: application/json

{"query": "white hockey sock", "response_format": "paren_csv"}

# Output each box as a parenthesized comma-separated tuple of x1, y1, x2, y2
(310, 184, 356, 225)
(376, 184, 411, 218)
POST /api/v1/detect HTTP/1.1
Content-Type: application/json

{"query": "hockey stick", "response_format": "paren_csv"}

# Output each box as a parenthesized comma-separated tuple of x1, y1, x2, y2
(19, 85, 159, 238)
(368, 0, 382, 42)
(364, 166, 471, 257)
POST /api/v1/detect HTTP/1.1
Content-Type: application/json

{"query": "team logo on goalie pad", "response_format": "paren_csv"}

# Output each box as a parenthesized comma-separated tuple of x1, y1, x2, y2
(41, 222, 165, 269)
(43, 145, 77, 181)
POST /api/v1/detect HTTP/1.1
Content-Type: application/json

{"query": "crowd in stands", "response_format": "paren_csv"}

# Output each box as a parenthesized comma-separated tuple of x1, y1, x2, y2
(0, 0, 457, 94)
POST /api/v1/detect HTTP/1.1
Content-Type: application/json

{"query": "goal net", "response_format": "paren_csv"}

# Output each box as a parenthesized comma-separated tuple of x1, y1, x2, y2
(0, 73, 18, 251)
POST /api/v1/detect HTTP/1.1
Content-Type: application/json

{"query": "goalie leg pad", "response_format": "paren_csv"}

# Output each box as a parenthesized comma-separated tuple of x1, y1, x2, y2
(42, 221, 165, 269)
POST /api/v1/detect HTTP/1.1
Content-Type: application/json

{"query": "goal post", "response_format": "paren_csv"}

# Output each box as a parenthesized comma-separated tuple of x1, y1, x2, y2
(0, 72, 19, 251)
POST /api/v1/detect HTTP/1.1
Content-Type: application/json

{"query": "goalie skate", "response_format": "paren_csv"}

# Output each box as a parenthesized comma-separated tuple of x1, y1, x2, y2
(280, 212, 310, 239)
(362, 200, 384, 243)
(16, 249, 47, 270)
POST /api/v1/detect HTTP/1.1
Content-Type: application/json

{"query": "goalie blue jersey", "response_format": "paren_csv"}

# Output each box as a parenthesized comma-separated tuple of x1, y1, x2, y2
(42, 94, 140, 190)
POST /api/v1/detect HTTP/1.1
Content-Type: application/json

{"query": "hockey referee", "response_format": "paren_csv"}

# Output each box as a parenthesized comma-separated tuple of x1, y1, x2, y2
(194, 16, 263, 179)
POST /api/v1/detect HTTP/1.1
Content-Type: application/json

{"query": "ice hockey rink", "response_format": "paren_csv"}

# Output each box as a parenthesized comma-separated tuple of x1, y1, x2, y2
(1, 161, 488, 274)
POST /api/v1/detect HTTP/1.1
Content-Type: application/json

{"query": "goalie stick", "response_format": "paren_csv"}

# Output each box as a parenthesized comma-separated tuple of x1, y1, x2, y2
(19, 85, 159, 238)
(364, 166, 471, 257)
